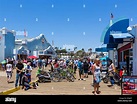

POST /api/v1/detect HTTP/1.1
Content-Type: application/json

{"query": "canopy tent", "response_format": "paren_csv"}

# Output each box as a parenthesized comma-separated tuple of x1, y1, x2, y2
(28, 55, 38, 59)
(95, 47, 113, 52)
(1, 60, 7, 64)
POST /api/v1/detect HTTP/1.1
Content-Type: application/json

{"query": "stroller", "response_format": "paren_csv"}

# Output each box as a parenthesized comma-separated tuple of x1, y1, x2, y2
(36, 69, 51, 83)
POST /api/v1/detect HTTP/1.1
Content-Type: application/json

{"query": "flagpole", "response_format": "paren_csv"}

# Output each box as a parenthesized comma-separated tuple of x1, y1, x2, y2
(110, 13, 113, 27)
(24, 29, 28, 57)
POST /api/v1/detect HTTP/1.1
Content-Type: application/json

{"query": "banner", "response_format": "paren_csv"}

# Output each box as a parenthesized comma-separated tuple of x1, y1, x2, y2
(121, 75, 137, 95)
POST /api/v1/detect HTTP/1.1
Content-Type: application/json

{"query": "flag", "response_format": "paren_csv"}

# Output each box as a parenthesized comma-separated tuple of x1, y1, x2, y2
(24, 29, 27, 37)
(52, 40, 54, 47)
(110, 13, 113, 26)
(110, 13, 113, 19)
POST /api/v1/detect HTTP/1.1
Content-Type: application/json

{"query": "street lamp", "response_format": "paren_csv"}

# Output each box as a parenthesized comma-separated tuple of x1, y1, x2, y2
(127, 26, 135, 43)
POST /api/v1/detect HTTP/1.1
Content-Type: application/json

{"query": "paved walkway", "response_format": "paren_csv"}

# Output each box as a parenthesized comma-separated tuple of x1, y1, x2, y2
(8, 65, 122, 95)
(0, 66, 38, 94)
(0, 70, 16, 92)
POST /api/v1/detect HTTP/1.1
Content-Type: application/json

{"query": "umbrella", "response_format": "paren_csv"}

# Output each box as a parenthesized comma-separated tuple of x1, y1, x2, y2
(28, 55, 37, 59)
(1, 60, 7, 64)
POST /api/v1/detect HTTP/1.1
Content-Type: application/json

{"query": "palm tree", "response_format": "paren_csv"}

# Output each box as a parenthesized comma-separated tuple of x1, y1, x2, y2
(88, 48, 92, 55)
(81, 48, 85, 58)
(74, 47, 77, 51)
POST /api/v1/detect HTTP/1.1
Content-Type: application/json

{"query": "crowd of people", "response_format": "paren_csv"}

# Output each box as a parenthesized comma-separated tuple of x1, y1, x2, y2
(1, 56, 127, 94)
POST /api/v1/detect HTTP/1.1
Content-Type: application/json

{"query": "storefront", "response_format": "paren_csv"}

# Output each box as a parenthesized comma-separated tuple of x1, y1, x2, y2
(99, 18, 135, 75)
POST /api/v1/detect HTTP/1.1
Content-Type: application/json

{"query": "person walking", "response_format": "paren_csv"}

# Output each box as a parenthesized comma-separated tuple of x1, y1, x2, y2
(15, 60, 24, 88)
(77, 59, 85, 81)
(108, 59, 116, 87)
(92, 58, 101, 95)
(83, 59, 89, 78)
(6, 61, 13, 83)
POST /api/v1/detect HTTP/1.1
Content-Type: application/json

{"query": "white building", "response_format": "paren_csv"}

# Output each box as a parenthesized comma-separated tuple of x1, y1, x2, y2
(0, 27, 57, 62)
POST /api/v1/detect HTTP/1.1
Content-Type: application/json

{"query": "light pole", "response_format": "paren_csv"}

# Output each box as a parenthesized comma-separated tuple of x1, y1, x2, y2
(127, 26, 135, 43)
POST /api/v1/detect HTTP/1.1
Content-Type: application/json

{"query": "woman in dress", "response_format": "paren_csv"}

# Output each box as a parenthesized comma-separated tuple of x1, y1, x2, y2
(92, 58, 102, 95)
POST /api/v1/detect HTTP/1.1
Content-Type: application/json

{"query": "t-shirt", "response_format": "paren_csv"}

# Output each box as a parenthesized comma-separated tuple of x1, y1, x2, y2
(24, 65, 32, 74)
(54, 63, 59, 68)
(36, 68, 42, 75)
(77, 61, 83, 70)
(6, 64, 12, 72)
(83, 62, 89, 70)
(16, 63, 24, 73)
(108, 63, 114, 72)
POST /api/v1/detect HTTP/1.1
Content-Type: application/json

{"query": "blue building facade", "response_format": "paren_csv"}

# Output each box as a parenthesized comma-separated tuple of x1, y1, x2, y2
(0, 27, 15, 62)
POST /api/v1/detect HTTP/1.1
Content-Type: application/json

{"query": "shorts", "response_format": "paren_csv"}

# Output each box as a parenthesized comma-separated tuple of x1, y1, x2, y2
(84, 69, 88, 73)
(79, 69, 84, 75)
(6, 71, 12, 78)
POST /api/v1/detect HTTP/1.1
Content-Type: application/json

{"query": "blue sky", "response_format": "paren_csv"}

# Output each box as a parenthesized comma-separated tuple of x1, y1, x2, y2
(0, 0, 137, 52)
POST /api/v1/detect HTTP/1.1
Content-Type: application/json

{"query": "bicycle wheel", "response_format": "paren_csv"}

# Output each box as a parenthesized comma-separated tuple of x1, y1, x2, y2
(66, 72, 75, 82)
(51, 73, 61, 82)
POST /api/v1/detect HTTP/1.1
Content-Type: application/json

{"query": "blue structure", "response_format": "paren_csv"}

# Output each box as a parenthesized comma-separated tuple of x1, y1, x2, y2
(5, 31, 15, 58)
(0, 27, 15, 62)
(101, 18, 130, 45)
(95, 47, 113, 52)
(96, 18, 133, 52)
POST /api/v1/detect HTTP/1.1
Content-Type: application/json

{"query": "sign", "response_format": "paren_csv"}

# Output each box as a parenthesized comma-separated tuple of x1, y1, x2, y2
(121, 75, 137, 95)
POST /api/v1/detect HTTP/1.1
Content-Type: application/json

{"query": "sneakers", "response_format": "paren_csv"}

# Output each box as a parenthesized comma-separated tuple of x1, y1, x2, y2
(78, 78, 86, 81)
(92, 91, 101, 95)
(32, 82, 39, 88)
(81, 78, 86, 81)
(96, 91, 101, 94)
(92, 91, 97, 95)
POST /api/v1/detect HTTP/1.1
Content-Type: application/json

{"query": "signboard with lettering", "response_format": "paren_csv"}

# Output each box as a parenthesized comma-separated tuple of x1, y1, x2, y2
(121, 75, 137, 95)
